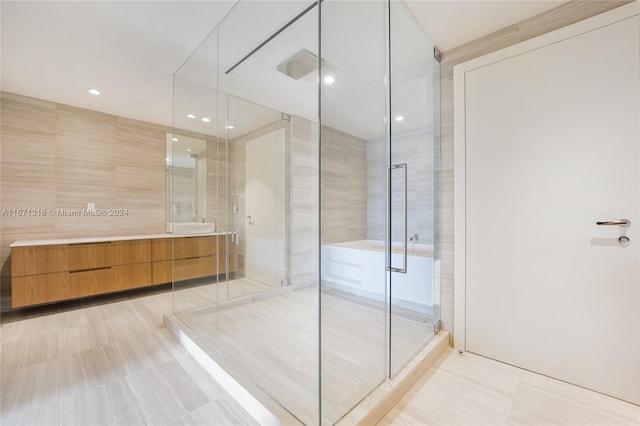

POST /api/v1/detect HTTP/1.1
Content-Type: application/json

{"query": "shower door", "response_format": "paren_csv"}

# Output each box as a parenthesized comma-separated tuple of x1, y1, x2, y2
(320, 0, 441, 422)
(387, 0, 440, 375)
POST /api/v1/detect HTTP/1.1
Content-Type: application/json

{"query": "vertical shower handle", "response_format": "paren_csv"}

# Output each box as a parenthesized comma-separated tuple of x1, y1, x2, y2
(387, 163, 407, 274)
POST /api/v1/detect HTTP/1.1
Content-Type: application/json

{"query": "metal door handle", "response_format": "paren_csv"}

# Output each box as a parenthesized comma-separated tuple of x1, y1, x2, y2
(596, 219, 630, 227)
(386, 163, 407, 274)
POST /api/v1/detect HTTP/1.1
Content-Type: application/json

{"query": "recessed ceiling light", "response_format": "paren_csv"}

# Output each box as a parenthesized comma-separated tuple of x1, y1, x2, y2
(187, 149, 192, 152)
(187, 114, 196, 119)
(395, 115, 405, 122)
(323, 75, 335, 85)
(88, 89, 101, 96)
(201, 117, 211, 123)
(165, 158, 170, 162)
(171, 137, 179, 142)
(226, 124, 234, 130)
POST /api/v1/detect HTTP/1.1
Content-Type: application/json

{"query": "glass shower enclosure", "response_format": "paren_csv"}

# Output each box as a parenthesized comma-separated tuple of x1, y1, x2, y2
(168, 1, 440, 424)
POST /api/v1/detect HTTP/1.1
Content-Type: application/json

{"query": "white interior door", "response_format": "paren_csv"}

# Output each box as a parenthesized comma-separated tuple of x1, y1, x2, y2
(457, 8, 640, 403)
(245, 129, 285, 287)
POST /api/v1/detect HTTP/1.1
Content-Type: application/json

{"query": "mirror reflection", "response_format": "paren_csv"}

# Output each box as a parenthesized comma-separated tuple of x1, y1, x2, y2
(166, 133, 208, 226)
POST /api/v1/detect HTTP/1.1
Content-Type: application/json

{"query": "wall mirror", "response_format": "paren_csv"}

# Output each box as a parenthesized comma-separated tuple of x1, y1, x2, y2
(165, 133, 208, 229)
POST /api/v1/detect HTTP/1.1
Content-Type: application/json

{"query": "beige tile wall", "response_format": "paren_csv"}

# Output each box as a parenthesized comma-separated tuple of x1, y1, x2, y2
(438, 0, 628, 333)
(0, 91, 211, 311)
(290, 116, 319, 288)
(367, 127, 435, 244)
(321, 126, 367, 244)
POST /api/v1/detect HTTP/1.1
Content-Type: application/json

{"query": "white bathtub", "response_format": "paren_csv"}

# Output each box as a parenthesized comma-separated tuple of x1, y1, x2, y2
(321, 240, 434, 310)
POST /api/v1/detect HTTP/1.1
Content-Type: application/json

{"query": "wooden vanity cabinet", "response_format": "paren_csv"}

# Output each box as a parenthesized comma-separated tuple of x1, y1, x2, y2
(11, 239, 152, 308)
(11, 234, 238, 308)
(151, 235, 237, 284)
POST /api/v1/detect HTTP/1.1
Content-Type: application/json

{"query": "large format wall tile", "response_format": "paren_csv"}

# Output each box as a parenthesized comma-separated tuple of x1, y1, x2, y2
(0, 93, 173, 311)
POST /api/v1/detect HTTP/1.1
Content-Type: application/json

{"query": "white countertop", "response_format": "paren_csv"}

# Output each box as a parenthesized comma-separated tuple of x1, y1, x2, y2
(10, 232, 231, 248)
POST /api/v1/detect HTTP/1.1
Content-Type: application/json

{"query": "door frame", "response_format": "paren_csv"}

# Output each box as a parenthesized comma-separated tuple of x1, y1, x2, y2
(453, 1, 640, 350)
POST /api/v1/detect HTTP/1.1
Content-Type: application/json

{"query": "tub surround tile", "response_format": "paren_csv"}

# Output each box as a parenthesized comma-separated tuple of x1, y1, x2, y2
(367, 127, 436, 245)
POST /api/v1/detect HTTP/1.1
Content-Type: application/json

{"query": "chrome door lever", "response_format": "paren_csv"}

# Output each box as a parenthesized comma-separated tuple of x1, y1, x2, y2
(596, 219, 630, 227)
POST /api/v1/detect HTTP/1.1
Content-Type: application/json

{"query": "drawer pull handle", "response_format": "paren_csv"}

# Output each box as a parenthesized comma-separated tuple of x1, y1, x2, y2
(69, 266, 112, 273)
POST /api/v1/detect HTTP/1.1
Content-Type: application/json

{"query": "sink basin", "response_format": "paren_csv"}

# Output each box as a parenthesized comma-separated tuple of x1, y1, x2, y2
(169, 223, 215, 235)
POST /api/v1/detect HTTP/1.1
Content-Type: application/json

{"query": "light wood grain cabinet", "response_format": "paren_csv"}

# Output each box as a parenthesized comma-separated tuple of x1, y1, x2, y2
(11, 235, 237, 308)
(11, 245, 68, 276)
(151, 236, 237, 284)
(11, 238, 152, 308)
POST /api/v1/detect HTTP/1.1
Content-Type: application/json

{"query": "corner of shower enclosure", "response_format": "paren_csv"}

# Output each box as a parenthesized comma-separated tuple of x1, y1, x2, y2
(166, 1, 443, 424)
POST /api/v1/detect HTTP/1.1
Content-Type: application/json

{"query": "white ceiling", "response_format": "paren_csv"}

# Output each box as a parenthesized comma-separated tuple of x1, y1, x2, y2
(1, 0, 567, 138)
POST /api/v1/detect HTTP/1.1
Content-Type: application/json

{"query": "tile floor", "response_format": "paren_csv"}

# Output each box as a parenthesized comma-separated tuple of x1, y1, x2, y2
(0, 288, 257, 426)
(381, 347, 640, 426)
(2, 282, 639, 426)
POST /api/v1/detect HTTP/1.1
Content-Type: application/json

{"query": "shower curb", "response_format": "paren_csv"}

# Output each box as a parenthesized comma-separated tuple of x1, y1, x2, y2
(336, 331, 451, 426)
(163, 313, 301, 425)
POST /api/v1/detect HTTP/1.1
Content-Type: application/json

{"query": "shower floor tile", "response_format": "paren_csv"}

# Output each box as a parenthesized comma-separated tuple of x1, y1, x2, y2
(174, 282, 435, 425)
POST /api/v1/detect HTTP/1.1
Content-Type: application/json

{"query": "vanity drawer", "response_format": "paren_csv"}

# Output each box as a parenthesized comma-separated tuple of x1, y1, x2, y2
(112, 263, 152, 290)
(67, 263, 152, 295)
(66, 267, 113, 298)
(174, 255, 217, 281)
(12, 263, 153, 308)
(152, 255, 218, 283)
(152, 260, 172, 284)
(11, 245, 68, 277)
(173, 236, 216, 259)
(216, 253, 238, 274)
(111, 240, 151, 265)
(12, 268, 110, 307)
(12, 272, 67, 307)
(67, 239, 151, 270)
(151, 238, 172, 261)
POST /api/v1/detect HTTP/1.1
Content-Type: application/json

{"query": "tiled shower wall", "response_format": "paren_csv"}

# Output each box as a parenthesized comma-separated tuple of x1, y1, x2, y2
(437, 0, 627, 334)
(289, 116, 368, 287)
(366, 127, 435, 244)
(321, 126, 367, 245)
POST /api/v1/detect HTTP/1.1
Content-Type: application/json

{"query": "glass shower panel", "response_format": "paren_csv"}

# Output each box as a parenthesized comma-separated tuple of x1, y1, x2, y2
(389, 0, 440, 375)
(171, 26, 224, 345)
(215, 2, 320, 424)
(222, 94, 287, 297)
(319, 0, 388, 423)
